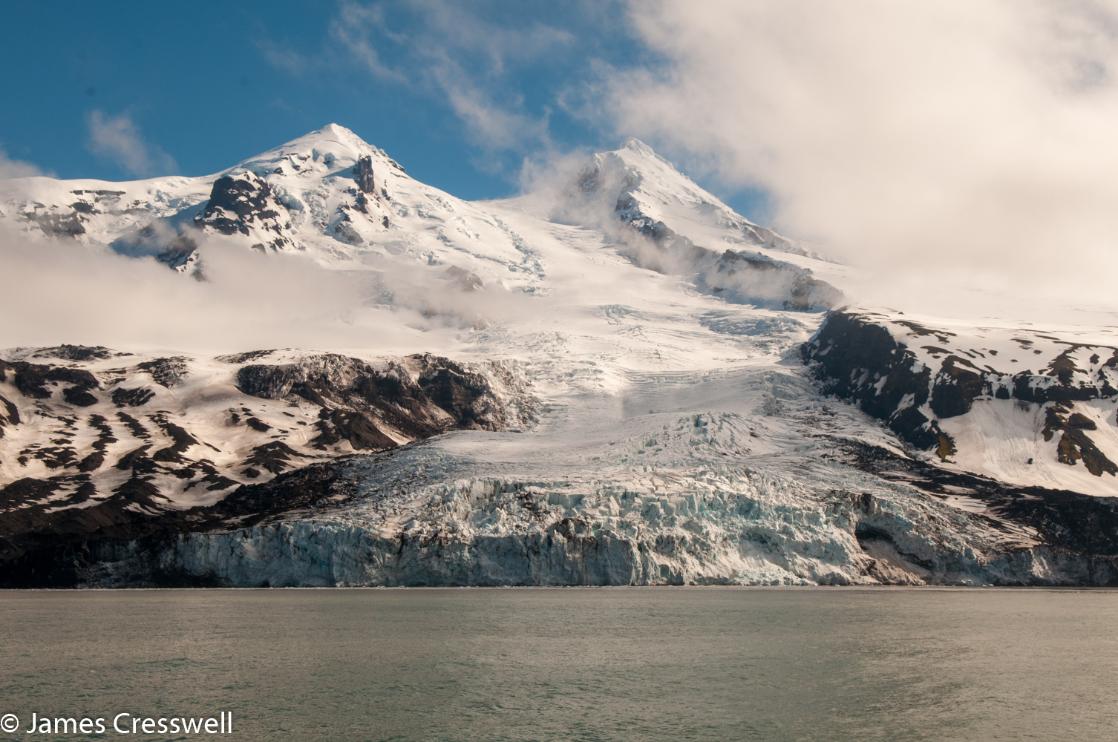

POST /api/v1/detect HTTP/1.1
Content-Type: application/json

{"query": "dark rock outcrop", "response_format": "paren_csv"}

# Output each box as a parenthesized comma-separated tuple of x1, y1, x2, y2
(803, 310, 1118, 475)
(235, 353, 509, 449)
(800, 311, 949, 451)
(1044, 403, 1118, 477)
(111, 386, 155, 407)
(354, 155, 376, 194)
(194, 171, 293, 251)
(0, 359, 100, 406)
(21, 209, 86, 238)
(29, 345, 116, 362)
(112, 223, 201, 273)
(136, 357, 188, 388)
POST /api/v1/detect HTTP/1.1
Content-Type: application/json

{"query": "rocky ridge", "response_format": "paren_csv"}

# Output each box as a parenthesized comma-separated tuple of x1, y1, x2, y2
(803, 309, 1118, 490)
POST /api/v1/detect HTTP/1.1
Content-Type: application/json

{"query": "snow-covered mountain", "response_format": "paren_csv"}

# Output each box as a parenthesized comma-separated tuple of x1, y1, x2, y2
(2, 125, 548, 293)
(1, 124, 1116, 587)
(0, 346, 534, 514)
(804, 310, 1118, 493)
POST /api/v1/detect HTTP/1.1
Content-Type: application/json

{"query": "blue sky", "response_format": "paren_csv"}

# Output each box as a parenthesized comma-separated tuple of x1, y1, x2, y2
(0, 1, 769, 220)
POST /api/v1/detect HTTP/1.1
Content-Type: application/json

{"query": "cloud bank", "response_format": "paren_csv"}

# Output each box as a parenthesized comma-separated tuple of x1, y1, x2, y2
(605, 0, 1118, 305)
(0, 148, 45, 179)
(0, 225, 553, 355)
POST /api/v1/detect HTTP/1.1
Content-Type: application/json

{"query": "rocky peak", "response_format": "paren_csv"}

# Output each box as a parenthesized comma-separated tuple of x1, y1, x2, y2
(194, 170, 293, 251)
(559, 144, 841, 311)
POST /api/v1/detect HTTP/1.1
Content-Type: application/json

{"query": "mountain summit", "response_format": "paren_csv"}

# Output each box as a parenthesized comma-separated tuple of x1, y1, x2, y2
(0, 125, 840, 307)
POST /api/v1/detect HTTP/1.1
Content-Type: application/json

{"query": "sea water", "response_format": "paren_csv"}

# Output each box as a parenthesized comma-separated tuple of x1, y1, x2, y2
(0, 588, 1115, 741)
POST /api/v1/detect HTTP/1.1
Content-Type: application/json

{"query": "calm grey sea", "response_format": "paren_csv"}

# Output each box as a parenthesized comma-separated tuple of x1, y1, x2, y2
(0, 588, 1115, 741)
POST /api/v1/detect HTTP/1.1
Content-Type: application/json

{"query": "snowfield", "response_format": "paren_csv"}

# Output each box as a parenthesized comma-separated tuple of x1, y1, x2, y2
(1, 125, 1116, 586)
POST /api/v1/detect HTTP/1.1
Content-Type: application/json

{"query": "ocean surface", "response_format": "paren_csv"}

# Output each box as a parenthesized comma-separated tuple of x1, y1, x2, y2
(0, 588, 1115, 741)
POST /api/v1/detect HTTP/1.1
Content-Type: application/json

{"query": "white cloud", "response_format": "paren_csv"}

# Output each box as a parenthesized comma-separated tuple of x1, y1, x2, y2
(0, 148, 45, 179)
(255, 38, 311, 77)
(328, 2, 407, 83)
(86, 110, 177, 177)
(402, 0, 576, 74)
(0, 227, 417, 353)
(0, 224, 554, 354)
(605, 0, 1118, 306)
(429, 62, 550, 153)
(266, 1, 571, 157)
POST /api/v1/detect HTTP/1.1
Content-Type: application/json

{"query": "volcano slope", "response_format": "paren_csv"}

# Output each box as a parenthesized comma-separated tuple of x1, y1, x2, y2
(1, 125, 1116, 586)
